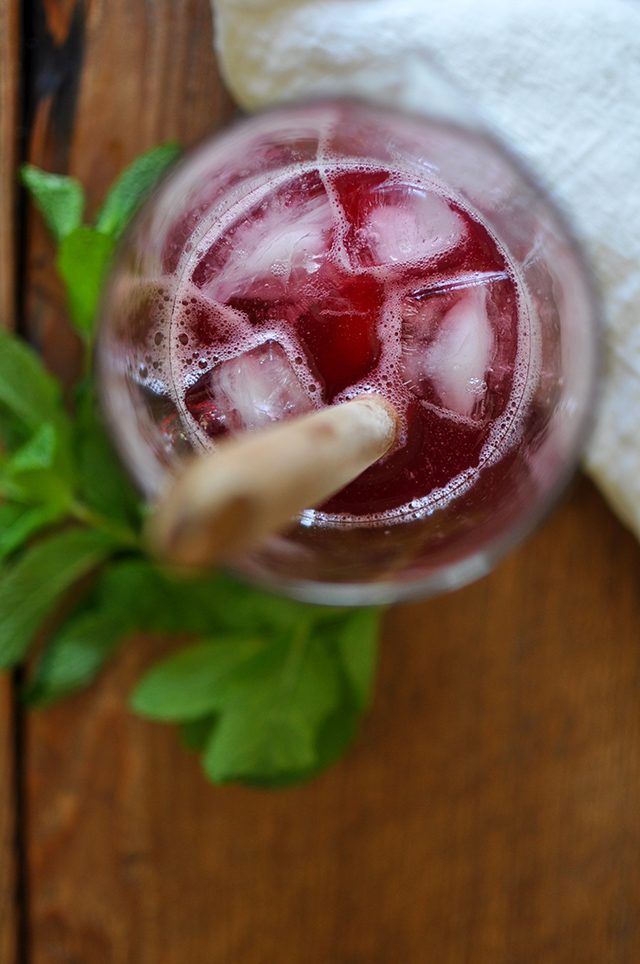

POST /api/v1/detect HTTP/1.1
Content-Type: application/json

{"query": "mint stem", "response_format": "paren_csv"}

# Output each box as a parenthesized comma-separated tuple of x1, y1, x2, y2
(69, 500, 141, 549)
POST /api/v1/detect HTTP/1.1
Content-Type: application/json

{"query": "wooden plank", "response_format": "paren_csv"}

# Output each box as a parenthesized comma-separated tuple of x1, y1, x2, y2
(26, 480, 640, 963)
(0, 0, 20, 325)
(0, 0, 20, 961)
(0, 679, 17, 964)
(22, 3, 640, 963)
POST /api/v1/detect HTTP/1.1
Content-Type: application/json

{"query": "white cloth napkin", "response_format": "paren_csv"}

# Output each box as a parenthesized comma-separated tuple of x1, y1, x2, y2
(211, 0, 640, 540)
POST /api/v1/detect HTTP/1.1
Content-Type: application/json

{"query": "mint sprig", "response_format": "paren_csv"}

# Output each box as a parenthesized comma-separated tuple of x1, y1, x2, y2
(95, 142, 181, 238)
(21, 166, 84, 241)
(20, 143, 180, 341)
(0, 146, 384, 787)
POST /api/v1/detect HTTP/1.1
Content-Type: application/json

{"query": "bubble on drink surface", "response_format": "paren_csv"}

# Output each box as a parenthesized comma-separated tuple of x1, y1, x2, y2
(184, 339, 315, 438)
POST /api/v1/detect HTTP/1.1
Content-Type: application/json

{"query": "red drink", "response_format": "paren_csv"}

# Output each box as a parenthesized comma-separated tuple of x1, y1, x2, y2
(100, 103, 597, 602)
(175, 164, 530, 524)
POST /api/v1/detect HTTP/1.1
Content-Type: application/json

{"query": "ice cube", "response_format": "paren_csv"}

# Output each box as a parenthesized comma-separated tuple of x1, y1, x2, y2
(402, 285, 494, 418)
(356, 183, 464, 270)
(199, 178, 335, 303)
(184, 339, 313, 437)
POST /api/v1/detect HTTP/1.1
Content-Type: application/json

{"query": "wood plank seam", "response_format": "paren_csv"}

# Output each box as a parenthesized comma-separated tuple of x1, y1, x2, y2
(0, 0, 22, 961)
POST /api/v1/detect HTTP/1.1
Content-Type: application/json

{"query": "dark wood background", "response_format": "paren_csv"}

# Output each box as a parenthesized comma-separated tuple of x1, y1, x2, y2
(1, 2, 640, 961)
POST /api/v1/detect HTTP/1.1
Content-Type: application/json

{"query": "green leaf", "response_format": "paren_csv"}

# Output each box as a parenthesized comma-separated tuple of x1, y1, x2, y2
(95, 142, 181, 239)
(24, 608, 127, 706)
(25, 557, 160, 705)
(73, 380, 140, 526)
(0, 528, 114, 668)
(106, 565, 321, 640)
(203, 636, 341, 784)
(57, 227, 115, 337)
(21, 165, 85, 241)
(313, 703, 361, 769)
(97, 558, 167, 624)
(2, 422, 74, 509)
(242, 612, 383, 788)
(181, 715, 217, 752)
(8, 422, 57, 472)
(131, 638, 266, 721)
(0, 410, 28, 454)
(0, 327, 67, 433)
(241, 703, 361, 789)
(206, 705, 316, 783)
(335, 609, 382, 709)
(94, 558, 212, 634)
(160, 571, 338, 638)
(131, 585, 376, 786)
(0, 503, 64, 561)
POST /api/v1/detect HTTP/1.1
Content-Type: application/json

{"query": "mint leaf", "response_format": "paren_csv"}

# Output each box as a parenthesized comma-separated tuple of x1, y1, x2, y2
(0, 529, 114, 668)
(8, 422, 57, 473)
(203, 636, 341, 784)
(21, 165, 84, 241)
(57, 227, 115, 337)
(0, 327, 67, 433)
(95, 143, 181, 239)
(216, 587, 333, 635)
(313, 703, 361, 769)
(242, 613, 382, 788)
(131, 638, 266, 721)
(335, 609, 381, 709)
(167, 572, 340, 637)
(2, 422, 74, 509)
(24, 608, 129, 706)
(241, 703, 361, 789)
(0, 410, 27, 454)
(0, 503, 62, 561)
(73, 380, 140, 526)
(103, 565, 325, 640)
(25, 558, 160, 705)
(139, 572, 265, 636)
(130, 577, 369, 784)
(97, 558, 167, 624)
(207, 705, 316, 782)
(181, 715, 217, 752)
(134, 627, 344, 784)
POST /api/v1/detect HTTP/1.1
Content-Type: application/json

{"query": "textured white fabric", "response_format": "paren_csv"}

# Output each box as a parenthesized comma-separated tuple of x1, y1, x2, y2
(211, 0, 640, 538)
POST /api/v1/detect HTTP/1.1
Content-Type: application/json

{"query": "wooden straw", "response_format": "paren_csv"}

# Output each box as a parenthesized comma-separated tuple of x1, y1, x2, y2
(148, 394, 398, 568)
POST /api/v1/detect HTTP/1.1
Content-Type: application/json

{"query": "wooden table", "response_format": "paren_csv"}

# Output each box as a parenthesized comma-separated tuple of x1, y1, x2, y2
(2, 3, 640, 962)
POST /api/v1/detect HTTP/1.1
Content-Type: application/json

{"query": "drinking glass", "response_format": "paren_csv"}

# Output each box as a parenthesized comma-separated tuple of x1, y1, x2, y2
(98, 100, 599, 605)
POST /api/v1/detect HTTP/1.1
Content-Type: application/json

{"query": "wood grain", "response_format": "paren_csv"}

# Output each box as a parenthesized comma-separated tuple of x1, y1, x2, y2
(19, 2, 640, 963)
(0, 0, 20, 961)
(25, 480, 640, 964)
(1, 0, 20, 325)
(0, 678, 17, 964)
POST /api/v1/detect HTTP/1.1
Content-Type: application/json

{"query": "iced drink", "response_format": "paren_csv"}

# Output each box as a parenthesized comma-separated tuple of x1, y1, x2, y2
(176, 166, 530, 524)
(99, 102, 598, 602)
